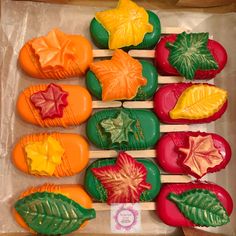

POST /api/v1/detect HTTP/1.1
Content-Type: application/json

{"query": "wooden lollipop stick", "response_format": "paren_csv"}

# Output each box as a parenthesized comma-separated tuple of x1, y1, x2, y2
(161, 175, 191, 183)
(93, 202, 155, 211)
(92, 26, 190, 58)
(160, 124, 189, 132)
(93, 49, 185, 84)
(162, 26, 191, 34)
(92, 101, 122, 108)
(123, 101, 153, 109)
(128, 49, 155, 58)
(93, 174, 191, 211)
(89, 149, 156, 159)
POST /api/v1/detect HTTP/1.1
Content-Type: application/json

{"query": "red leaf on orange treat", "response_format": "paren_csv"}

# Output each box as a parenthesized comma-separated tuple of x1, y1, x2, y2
(91, 152, 151, 204)
(30, 83, 68, 119)
(179, 135, 223, 178)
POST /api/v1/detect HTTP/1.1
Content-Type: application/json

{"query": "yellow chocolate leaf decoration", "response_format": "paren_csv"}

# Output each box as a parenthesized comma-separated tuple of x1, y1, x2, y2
(90, 49, 147, 101)
(95, 0, 153, 49)
(31, 29, 77, 70)
(170, 84, 227, 120)
(25, 136, 64, 176)
(179, 135, 223, 177)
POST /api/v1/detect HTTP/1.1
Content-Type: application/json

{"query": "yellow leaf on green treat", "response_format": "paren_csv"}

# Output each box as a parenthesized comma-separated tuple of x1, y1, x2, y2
(25, 136, 64, 176)
(95, 0, 153, 49)
(170, 84, 227, 120)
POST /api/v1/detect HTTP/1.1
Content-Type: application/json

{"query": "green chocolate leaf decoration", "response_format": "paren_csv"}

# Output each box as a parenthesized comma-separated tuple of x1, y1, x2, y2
(168, 189, 230, 227)
(100, 111, 135, 144)
(15, 192, 96, 235)
(167, 32, 219, 80)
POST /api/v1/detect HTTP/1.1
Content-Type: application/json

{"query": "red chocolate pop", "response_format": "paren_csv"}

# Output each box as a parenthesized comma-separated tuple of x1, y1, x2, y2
(155, 33, 227, 80)
(156, 182, 233, 227)
(156, 132, 231, 178)
(153, 83, 228, 124)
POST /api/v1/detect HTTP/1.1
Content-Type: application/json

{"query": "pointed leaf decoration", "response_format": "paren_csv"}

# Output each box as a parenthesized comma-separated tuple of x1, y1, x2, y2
(15, 192, 96, 235)
(91, 152, 151, 204)
(166, 32, 218, 80)
(25, 136, 64, 176)
(179, 135, 223, 178)
(90, 49, 147, 101)
(31, 28, 77, 70)
(168, 189, 230, 226)
(95, 0, 153, 49)
(100, 111, 136, 144)
(169, 84, 227, 120)
(30, 83, 68, 119)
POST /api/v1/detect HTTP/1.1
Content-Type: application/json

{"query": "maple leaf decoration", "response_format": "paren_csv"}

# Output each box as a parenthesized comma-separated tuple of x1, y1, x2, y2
(92, 152, 151, 204)
(25, 136, 64, 176)
(30, 83, 68, 119)
(179, 135, 223, 178)
(90, 49, 147, 101)
(95, 0, 153, 49)
(31, 29, 77, 70)
(100, 111, 136, 144)
(166, 32, 218, 80)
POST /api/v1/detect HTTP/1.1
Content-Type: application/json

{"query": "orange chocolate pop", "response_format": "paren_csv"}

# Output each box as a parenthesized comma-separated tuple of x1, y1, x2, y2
(17, 83, 121, 127)
(13, 184, 95, 234)
(19, 28, 93, 79)
(12, 133, 90, 177)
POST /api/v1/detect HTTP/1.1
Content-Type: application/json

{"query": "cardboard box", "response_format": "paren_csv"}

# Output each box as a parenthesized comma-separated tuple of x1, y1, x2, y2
(0, 0, 235, 235)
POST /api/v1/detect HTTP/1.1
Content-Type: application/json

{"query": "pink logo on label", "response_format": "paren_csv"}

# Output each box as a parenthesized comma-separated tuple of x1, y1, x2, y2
(113, 204, 139, 231)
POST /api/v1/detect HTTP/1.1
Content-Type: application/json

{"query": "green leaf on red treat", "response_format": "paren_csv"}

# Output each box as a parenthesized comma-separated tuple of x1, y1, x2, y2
(91, 152, 151, 204)
(100, 111, 136, 144)
(168, 189, 229, 227)
(179, 135, 223, 178)
(166, 32, 218, 80)
(15, 192, 96, 235)
(30, 83, 68, 119)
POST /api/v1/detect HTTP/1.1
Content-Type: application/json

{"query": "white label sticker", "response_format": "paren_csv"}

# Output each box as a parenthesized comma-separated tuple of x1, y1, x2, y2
(111, 203, 141, 233)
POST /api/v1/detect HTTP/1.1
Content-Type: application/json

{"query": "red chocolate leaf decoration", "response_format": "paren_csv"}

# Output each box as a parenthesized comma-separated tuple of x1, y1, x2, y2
(30, 83, 68, 119)
(179, 135, 223, 178)
(91, 152, 151, 204)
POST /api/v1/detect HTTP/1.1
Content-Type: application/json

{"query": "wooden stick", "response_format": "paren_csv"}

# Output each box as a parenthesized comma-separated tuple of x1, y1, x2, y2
(160, 124, 189, 133)
(128, 49, 155, 58)
(93, 202, 156, 211)
(123, 101, 153, 109)
(161, 175, 191, 183)
(93, 174, 191, 211)
(92, 101, 122, 108)
(158, 76, 185, 84)
(162, 26, 190, 34)
(89, 149, 156, 158)
(93, 49, 114, 58)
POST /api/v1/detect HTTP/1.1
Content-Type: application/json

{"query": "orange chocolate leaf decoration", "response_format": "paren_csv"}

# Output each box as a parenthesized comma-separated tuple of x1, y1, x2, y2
(90, 49, 147, 101)
(179, 135, 223, 178)
(30, 83, 68, 119)
(31, 29, 77, 71)
(91, 152, 151, 204)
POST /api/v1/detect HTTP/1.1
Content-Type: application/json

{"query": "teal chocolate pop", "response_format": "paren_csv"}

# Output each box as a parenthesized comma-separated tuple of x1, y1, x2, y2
(86, 109, 160, 150)
(86, 58, 158, 101)
(90, 9, 161, 50)
(84, 152, 161, 203)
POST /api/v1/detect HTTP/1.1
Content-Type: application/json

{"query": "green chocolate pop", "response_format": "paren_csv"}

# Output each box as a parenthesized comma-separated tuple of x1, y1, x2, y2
(86, 109, 160, 150)
(90, 8, 161, 50)
(86, 60, 158, 101)
(84, 153, 161, 203)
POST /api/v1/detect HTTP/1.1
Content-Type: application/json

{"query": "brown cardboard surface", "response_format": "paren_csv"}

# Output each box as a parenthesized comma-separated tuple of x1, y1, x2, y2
(13, 0, 236, 12)
(0, 0, 236, 235)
